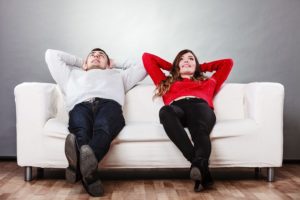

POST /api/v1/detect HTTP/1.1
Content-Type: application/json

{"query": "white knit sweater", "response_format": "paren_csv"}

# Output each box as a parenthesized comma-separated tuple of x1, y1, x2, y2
(45, 49, 147, 111)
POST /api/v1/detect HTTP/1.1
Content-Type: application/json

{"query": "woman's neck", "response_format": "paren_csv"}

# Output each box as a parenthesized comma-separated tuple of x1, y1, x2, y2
(180, 74, 192, 79)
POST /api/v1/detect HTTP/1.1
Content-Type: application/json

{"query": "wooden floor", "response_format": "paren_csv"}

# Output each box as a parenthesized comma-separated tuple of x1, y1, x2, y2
(0, 161, 300, 200)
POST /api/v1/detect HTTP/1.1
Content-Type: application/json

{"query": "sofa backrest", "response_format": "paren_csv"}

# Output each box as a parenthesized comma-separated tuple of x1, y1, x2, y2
(55, 83, 247, 123)
(213, 83, 246, 121)
(55, 86, 69, 123)
(123, 83, 246, 123)
(123, 83, 163, 123)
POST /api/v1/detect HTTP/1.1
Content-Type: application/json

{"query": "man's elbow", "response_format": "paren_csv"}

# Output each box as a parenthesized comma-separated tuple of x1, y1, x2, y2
(45, 49, 53, 63)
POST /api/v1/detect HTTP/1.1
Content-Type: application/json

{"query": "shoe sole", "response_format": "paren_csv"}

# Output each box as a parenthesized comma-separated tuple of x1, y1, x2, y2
(190, 166, 202, 181)
(80, 145, 103, 196)
(191, 166, 214, 188)
(66, 167, 77, 183)
(65, 133, 78, 183)
(80, 145, 98, 179)
(82, 179, 104, 197)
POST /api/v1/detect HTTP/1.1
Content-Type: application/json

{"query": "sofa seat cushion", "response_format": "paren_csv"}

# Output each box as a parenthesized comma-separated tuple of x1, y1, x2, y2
(44, 118, 69, 138)
(116, 122, 168, 142)
(211, 119, 259, 138)
(43, 119, 168, 141)
(44, 118, 259, 141)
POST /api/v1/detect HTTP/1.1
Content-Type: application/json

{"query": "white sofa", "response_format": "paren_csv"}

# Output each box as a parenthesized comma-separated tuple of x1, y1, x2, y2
(14, 80, 284, 182)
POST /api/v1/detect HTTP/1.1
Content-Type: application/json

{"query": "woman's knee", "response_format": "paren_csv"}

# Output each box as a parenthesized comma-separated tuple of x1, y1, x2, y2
(159, 105, 174, 122)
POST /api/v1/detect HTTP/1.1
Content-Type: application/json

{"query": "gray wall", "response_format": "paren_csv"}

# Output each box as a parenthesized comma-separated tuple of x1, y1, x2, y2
(0, 0, 299, 159)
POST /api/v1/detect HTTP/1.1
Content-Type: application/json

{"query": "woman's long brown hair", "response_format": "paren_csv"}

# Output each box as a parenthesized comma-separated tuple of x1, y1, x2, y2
(155, 49, 206, 97)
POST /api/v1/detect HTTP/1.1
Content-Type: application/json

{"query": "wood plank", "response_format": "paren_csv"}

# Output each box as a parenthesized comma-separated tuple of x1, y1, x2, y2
(0, 161, 299, 199)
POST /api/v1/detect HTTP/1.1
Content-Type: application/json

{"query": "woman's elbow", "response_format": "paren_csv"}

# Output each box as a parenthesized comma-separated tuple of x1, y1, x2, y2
(142, 52, 151, 61)
(227, 58, 234, 66)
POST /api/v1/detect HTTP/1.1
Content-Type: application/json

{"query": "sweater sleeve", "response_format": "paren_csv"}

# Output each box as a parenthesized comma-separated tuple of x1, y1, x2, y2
(142, 53, 172, 85)
(45, 49, 83, 92)
(200, 59, 234, 95)
(120, 57, 147, 92)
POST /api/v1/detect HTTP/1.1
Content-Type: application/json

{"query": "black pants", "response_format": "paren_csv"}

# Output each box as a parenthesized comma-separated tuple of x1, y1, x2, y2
(159, 98, 216, 163)
(68, 98, 125, 162)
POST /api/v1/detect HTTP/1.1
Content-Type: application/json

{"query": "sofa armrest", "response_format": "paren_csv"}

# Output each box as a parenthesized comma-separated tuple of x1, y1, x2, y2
(244, 82, 284, 166)
(245, 82, 284, 125)
(14, 82, 58, 166)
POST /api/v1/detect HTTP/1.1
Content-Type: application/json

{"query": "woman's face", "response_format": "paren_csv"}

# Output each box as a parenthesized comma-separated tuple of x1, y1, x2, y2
(178, 52, 196, 78)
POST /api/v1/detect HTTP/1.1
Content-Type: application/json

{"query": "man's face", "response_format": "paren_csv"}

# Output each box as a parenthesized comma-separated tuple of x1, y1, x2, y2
(86, 51, 109, 70)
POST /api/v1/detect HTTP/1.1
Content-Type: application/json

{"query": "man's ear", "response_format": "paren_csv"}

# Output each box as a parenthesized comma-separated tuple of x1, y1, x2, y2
(108, 59, 116, 69)
(107, 59, 115, 69)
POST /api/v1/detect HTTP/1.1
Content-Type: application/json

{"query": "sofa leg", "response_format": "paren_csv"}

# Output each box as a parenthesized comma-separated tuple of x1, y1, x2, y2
(24, 166, 33, 181)
(267, 167, 275, 182)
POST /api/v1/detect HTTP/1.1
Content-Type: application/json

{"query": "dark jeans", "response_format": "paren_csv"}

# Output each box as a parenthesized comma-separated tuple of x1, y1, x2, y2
(159, 98, 216, 163)
(68, 98, 125, 162)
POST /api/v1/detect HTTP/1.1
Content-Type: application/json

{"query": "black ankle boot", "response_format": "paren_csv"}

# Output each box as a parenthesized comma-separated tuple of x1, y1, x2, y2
(80, 145, 104, 197)
(191, 158, 214, 189)
(202, 166, 214, 188)
(65, 133, 81, 183)
(194, 180, 204, 192)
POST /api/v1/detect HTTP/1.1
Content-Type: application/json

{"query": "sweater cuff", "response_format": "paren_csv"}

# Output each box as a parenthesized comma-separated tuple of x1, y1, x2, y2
(74, 57, 84, 68)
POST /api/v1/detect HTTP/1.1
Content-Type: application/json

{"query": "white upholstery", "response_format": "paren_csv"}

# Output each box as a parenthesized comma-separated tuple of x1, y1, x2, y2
(14, 80, 284, 169)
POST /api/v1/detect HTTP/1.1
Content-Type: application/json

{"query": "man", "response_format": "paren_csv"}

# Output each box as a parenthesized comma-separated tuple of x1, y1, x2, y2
(45, 48, 146, 196)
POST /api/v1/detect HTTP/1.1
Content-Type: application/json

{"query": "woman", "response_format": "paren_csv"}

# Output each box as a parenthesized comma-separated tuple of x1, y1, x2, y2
(142, 50, 233, 192)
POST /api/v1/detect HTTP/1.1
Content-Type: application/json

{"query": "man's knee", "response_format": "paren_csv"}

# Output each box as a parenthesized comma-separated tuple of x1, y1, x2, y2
(104, 100, 123, 114)
(94, 113, 125, 137)
(68, 106, 91, 128)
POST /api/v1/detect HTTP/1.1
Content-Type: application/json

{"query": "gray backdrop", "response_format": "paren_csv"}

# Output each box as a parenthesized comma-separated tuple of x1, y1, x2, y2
(0, 0, 299, 159)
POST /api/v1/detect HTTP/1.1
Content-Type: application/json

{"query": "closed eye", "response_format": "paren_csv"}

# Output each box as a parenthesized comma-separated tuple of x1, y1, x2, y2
(90, 51, 105, 57)
(188, 55, 194, 60)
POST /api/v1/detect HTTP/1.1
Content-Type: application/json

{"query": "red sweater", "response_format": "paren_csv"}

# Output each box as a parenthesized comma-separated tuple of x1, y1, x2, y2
(142, 53, 233, 108)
